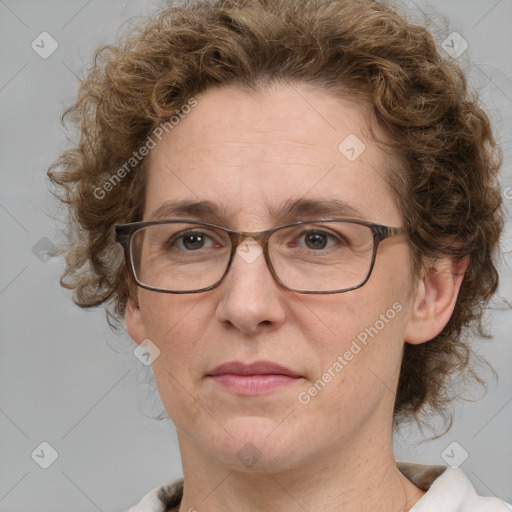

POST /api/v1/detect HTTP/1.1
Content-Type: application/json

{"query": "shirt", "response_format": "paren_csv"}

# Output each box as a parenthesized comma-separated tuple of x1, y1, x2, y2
(127, 462, 511, 511)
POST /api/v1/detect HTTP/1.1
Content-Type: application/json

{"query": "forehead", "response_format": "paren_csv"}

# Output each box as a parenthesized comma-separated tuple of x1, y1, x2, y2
(143, 83, 402, 228)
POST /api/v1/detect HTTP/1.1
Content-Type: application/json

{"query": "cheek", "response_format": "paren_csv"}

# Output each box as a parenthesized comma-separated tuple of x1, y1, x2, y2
(139, 291, 211, 343)
(142, 296, 212, 426)
(311, 256, 413, 381)
(304, 298, 408, 422)
(138, 293, 213, 384)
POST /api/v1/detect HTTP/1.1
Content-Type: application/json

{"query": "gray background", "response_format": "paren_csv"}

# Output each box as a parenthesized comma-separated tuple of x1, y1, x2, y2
(1, 0, 511, 510)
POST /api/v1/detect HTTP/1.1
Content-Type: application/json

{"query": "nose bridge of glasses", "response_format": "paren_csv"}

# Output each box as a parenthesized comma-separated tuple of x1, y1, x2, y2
(226, 229, 272, 273)
(229, 229, 268, 251)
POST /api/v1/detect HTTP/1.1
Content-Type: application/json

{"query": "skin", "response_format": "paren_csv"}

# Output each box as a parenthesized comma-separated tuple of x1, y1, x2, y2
(126, 82, 467, 512)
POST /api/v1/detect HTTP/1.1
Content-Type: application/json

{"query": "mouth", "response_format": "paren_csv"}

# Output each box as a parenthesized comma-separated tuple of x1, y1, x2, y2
(207, 361, 303, 395)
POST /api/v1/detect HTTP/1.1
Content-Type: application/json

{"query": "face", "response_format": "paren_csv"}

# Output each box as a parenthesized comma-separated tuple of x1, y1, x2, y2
(127, 83, 420, 473)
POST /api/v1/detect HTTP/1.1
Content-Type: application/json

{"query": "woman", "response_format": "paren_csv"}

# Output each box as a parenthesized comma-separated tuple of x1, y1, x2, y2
(48, 0, 510, 510)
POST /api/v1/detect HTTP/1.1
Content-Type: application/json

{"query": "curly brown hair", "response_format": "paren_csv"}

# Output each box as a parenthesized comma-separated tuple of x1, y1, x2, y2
(47, 0, 503, 428)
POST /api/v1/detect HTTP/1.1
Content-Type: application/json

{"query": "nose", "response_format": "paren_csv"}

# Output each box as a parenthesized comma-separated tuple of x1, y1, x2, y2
(215, 237, 286, 335)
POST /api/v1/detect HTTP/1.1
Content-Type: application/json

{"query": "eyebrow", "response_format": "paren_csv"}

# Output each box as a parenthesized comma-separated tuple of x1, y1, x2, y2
(148, 197, 365, 223)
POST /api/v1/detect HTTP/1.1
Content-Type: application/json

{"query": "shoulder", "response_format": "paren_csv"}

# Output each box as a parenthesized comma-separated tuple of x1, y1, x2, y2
(397, 462, 511, 512)
(126, 466, 511, 512)
(126, 477, 183, 512)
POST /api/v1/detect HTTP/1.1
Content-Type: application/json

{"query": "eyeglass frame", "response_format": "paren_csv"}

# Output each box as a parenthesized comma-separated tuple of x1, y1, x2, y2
(115, 217, 410, 295)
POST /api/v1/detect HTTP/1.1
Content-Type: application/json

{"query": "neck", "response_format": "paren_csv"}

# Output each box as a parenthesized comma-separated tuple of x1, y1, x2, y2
(176, 427, 425, 512)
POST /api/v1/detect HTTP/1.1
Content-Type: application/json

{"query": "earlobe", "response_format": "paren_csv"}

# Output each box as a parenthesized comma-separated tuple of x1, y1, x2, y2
(125, 296, 147, 345)
(404, 256, 469, 345)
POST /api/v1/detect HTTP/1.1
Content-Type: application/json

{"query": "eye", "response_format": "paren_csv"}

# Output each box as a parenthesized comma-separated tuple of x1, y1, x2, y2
(170, 230, 220, 251)
(296, 229, 345, 250)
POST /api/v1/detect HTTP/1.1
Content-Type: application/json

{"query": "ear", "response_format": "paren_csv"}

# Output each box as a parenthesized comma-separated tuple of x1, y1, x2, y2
(404, 255, 469, 344)
(125, 296, 148, 345)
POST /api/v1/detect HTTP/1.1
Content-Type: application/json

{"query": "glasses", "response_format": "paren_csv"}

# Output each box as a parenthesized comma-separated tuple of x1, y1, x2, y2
(115, 218, 409, 294)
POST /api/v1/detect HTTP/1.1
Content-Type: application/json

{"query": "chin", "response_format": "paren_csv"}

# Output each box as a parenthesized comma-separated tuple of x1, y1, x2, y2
(197, 416, 312, 473)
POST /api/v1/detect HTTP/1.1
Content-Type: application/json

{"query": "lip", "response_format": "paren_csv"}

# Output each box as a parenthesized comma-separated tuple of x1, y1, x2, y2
(209, 361, 302, 378)
(207, 361, 303, 395)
